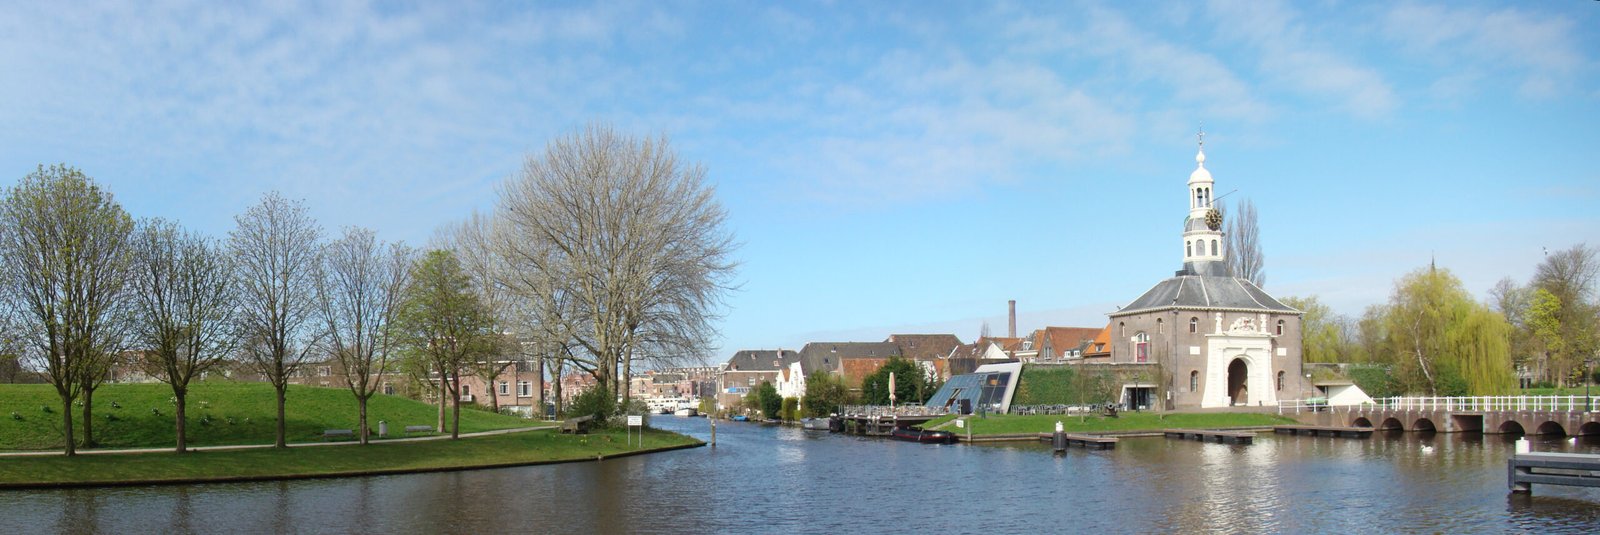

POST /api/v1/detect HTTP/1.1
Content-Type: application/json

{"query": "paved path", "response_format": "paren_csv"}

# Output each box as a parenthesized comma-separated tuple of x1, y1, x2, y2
(0, 424, 560, 458)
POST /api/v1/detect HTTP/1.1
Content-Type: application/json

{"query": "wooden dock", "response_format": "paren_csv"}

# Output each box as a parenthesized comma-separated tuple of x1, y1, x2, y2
(1509, 452, 1600, 494)
(1042, 432, 1118, 451)
(1273, 425, 1372, 439)
(1163, 429, 1255, 444)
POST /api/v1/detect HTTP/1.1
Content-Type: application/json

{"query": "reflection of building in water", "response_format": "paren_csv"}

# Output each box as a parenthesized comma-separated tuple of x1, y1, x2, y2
(1102, 136, 1310, 409)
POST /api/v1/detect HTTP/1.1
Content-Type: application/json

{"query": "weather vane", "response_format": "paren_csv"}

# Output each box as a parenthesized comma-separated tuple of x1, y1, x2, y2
(1197, 123, 1205, 147)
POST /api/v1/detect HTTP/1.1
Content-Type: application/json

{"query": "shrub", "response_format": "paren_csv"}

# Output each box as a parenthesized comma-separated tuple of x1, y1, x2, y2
(1348, 366, 1398, 398)
(566, 385, 618, 426)
(781, 397, 799, 422)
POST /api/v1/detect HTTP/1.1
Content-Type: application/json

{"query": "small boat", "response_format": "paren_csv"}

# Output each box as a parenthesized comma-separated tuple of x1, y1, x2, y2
(655, 407, 672, 415)
(800, 417, 830, 431)
(673, 407, 698, 417)
(889, 427, 958, 444)
(730, 415, 749, 422)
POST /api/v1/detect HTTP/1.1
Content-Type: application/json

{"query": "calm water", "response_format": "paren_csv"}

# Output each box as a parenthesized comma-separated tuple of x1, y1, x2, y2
(5, 416, 1600, 534)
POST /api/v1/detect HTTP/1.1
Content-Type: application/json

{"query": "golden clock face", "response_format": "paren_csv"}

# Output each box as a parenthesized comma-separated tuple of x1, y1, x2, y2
(1205, 208, 1223, 231)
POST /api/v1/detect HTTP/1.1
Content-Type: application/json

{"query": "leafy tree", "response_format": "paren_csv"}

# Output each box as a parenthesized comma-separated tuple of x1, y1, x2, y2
(781, 397, 799, 422)
(567, 384, 618, 425)
(752, 381, 781, 420)
(1283, 296, 1351, 363)
(130, 219, 237, 453)
(0, 165, 135, 455)
(397, 250, 498, 439)
(1379, 266, 1515, 396)
(801, 371, 850, 417)
(1530, 244, 1598, 386)
(860, 357, 926, 405)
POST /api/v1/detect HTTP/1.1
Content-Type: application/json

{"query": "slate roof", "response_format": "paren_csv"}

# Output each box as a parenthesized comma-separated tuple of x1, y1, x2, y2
(885, 334, 964, 361)
(1114, 274, 1298, 316)
(723, 349, 799, 372)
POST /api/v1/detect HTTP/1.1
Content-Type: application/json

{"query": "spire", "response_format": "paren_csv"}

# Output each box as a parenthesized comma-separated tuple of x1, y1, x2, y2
(1196, 125, 1206, 165)
(1182, 126, 1226, 276)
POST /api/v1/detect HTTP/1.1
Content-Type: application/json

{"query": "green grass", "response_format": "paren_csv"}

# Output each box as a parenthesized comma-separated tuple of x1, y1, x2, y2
(0, 427, 701, 487)
(1011, 366, 1078, 405)
(941, 412, 1297, 436)
(1521, 387, 1600, 396)
(0, 382, 533, 451)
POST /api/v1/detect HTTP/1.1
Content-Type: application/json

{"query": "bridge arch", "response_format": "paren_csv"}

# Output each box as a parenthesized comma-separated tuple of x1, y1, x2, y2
(1378, 417, 1404, 431)
(1498, 421, 1526, 435)
(1535, 421, 1567, 436)
(1351, 417, 1373, 428)
(1412, 418, 1437, 432)
(1580, 422, 1600, 436)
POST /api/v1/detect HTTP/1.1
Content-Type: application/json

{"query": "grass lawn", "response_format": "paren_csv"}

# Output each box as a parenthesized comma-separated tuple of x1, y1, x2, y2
(0, 382, 533, 451)
(0, 427, 701, 487)
(928, 412, 1296, 436)
(1520, 387, 1600, 396)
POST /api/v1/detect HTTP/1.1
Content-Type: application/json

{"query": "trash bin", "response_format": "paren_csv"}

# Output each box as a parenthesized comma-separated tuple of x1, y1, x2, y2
(378, 421, 388, 438)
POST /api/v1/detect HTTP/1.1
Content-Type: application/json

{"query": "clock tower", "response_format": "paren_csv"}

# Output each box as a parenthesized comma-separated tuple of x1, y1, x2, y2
(1181, 130, 1227, 276)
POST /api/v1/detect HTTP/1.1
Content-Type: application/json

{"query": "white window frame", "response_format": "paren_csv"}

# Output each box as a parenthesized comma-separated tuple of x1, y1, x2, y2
(499, 381, 510, 396)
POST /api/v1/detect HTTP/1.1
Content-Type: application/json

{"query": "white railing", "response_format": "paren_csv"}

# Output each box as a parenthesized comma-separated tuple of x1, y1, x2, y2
(839, 405, 950, 418)
(1278, 396, 1600, 415)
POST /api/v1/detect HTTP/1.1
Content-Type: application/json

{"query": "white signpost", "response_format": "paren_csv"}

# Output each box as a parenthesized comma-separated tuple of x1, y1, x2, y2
(627, 415, 643, 448)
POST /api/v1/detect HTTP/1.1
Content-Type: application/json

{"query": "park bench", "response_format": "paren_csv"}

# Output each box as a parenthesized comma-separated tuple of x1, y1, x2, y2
(404, 425, 434, 433)
(561, 415, 596, 435)
(323, 429, 354, 439)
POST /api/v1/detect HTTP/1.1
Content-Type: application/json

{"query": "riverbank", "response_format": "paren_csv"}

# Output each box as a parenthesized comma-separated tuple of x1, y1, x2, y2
(923, 411, 1297, 436)
(0, 427, 702, 489)
(0, 383, 532, 450)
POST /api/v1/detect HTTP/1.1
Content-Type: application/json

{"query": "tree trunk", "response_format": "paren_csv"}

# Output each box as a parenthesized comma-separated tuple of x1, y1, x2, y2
(450, 371, 461, 440)
(552, 359, 564, 418)
(358, 396, 369, 445)
(536, 355, 546, 420)
(60, 394, 76, 456)
(175, 389, 188, 453)
(488, 376, 500, 414)
(81, 387, 96, 448)
(622, 352, 632, 406)
(436, 378, 446, 433)
(275, 384, 288, 448)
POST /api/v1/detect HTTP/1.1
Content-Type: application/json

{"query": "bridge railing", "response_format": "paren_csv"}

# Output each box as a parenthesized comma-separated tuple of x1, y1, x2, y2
(838, 405, 949, 418)
(1278, 396, 1600, 415)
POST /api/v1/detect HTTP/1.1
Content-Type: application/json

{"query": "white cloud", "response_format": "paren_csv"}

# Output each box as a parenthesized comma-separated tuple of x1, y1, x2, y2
(1382, 2, 1587, 99)
(1205, 0, 1396, 118)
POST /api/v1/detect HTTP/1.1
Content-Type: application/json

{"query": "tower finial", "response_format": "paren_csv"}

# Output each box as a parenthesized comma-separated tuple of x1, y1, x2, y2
(1198, 123, 1205, 148)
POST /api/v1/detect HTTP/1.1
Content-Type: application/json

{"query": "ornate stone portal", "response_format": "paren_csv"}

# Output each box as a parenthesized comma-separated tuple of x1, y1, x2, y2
(1202, 318, 1276, 408)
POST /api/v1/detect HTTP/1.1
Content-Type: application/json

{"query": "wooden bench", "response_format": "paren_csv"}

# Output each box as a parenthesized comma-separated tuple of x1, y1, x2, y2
(323, 429, 354, 439)
(404, 425, 434, 433)
(561, 415, 596, 434)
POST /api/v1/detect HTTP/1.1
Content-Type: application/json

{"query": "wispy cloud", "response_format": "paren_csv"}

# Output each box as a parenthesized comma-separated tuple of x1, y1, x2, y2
(1206, 0, 1396, 118)
(1381, 2, 1589, 99)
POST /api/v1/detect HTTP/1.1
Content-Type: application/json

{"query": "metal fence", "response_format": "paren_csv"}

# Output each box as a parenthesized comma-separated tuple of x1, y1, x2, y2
(1277, 396, 1600, 415)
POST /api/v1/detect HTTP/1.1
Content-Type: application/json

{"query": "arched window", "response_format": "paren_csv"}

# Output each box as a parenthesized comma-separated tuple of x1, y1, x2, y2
(1119, 322, 1124, 337)
(1276, 371, 1285, 391)
(1134, 332, 1149, 363)
(1190, 371, 1199, 392)
(1195, 189, 1203, 208)
(1189, 317, 1198, 333)
(1157, 318, 1163, 334)
(1186, 241, 1192, 257)
(1276, 319, 1285, 336)
(1210, 239, 1218, 256)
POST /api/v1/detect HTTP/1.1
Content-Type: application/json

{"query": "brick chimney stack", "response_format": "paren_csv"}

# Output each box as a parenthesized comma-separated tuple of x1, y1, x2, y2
(1008, 300, 1017, 338)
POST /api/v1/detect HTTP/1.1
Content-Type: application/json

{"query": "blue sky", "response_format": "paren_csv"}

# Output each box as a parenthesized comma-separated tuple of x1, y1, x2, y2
(2, 1, 1596, 361)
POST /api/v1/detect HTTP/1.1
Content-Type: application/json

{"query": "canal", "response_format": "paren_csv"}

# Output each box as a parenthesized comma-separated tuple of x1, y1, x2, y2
(5, 416, 1599, 533)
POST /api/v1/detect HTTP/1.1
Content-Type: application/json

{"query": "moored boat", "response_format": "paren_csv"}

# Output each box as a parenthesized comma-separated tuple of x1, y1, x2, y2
(673, 407, 698, 417)
(800, 417, 830, 431)
(889, 427, 958, 444)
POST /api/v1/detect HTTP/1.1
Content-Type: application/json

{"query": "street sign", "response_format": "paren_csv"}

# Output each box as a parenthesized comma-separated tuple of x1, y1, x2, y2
(956, 419, 965, 428)
(627, 415, 643, 426)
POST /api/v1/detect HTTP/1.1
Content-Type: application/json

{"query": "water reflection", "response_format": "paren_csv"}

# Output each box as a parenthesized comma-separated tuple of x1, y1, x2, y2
(4, 417, 1598, 533)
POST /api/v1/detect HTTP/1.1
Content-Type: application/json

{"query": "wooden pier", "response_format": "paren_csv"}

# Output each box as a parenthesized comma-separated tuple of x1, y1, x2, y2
(1163, 429, 1255, 444)
(1508, 452, 1600, 494)
(1043, 432, 1118, 451)
(1273, 425, 1372, 439)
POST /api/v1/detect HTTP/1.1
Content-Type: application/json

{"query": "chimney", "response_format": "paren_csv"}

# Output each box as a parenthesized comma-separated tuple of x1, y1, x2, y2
(1008, 300, 1017, 338)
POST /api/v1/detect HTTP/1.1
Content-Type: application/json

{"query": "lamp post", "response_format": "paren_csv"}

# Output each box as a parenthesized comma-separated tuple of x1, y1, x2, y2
(1586, 359, 1594, 413)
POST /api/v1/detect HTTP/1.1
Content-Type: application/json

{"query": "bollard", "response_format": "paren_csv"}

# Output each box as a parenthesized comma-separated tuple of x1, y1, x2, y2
(378, 421, 387, 438)
(1515, 438, 1529, 454)
(1053, 430, 1066, 453)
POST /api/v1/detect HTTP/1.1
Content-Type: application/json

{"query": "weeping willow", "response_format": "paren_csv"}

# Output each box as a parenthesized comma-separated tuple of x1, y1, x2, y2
(1382, 266, 1516, 396)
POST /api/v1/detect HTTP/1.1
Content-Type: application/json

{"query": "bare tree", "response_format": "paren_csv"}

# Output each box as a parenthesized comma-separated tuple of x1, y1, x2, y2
(1531, 244, 1599, 385)
(398, 250, 497, 439)
(230, 192, 323, 448)
(496, 124, 738, 403)
(130, 219, 237, 453)
(440, 212, 521, 414)
(314, 227, 413, 444)
(0, 165, 135, 455)
(1226, 198, 1265, 286)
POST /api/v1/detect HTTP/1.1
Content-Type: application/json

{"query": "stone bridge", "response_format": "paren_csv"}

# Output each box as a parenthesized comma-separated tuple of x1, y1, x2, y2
(1282, 396, 1600, 436)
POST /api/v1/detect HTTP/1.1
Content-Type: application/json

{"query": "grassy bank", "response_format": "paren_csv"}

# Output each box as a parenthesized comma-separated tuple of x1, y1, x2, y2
(0, 427, 701, 488)
(0, 383, 532, 450)
(925, 412, 1296, 436)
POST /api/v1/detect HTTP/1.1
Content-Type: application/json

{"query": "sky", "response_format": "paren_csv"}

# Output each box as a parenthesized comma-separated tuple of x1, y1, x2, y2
(1, 1, 1596, 363)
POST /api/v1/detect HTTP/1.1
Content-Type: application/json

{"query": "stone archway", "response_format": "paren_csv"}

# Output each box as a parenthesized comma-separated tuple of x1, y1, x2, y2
(1352, 417, 1373, 428)
(1412, 418, 1437, 432)
(1379, 418, 1404, 431)
(1498, 421, 1526, 435)
(1227, 358, 1248, 406)
(1536, 421, 1568, 436)
(1581, 422, 1600, 436)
